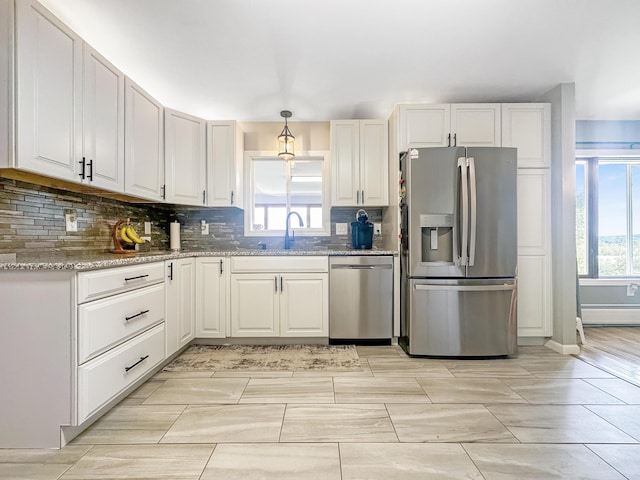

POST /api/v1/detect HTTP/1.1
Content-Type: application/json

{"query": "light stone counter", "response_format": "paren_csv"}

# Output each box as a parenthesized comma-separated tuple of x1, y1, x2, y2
(0, 249, 398, 271)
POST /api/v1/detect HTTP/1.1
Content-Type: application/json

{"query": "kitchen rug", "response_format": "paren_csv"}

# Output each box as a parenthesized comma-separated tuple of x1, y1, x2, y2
(163, 344, 362, 372)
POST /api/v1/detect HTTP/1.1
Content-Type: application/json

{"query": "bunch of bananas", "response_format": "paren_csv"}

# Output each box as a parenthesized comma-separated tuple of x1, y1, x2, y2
(120, 224, 145, 244)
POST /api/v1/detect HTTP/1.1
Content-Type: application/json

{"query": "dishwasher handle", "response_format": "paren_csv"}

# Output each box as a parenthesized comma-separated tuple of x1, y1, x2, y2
(331, 264, 392, 270)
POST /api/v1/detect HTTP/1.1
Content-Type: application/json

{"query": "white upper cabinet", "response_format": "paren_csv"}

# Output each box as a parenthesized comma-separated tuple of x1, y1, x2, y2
(14, 0, 82, 182)
(399, 104, 451, 150)
(397, 103, 501, 152)
(501, 103, 551, 168)
(124, 78, 165, 201)
(450, 104, 501, 147)
(0, 0, 11, 166)
(165, 109, 206, 206)
(331, 119, 388, 207)
(207, 121, 244, 207)
(81, 44, 125, 192)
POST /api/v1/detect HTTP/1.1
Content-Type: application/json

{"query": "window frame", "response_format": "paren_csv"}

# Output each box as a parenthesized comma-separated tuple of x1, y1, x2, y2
(243, 150, 331, 237)
(576, 149, 640, 278)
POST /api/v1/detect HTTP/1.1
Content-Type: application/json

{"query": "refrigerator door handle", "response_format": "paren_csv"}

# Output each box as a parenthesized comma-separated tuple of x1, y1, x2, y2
(468, 157, 477, 266)
(414, 284, 516, 292)
(457, 157, 469, 266)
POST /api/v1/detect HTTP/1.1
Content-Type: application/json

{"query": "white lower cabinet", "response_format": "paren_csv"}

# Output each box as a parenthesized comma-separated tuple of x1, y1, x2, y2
(77, 323, 165, 423)
(517, 255, 552, 336)
(76, 262, 166, 425)
(195, 257, 228, 338)
(229, 256, 329, 337)
(165, 258, 195, 357)
(77, 282, 165, 363)
(280, 274, 329, 336)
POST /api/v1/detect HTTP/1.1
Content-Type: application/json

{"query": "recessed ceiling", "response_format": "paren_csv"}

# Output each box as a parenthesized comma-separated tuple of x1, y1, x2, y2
(39, 0, 640, 122)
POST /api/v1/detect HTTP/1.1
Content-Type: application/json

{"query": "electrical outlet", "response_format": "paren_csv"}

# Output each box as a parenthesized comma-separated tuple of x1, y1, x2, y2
(627, 283, 638, 296)
(374, 223, 382, 235)
(144, 221, 152, 234)
(65, 212, 77, 232)
(336, 223, 348, 235)
(201, 220, 209, 235)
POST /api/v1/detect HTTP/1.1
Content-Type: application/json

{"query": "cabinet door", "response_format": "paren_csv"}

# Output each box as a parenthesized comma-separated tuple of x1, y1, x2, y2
(82, 44, 124, 192)
(517, 169, 552, 337)
(517, 255, 552, 337)
(451, 104, 501, 147)
(124, 78, 164, 201)
(501, 104, 551, 168)
(165, 109, 206, 206)
(517, 169, 550, 256)
(230, 274, 279, 336)
(398, 104, 450, 151)
(165, 259, 195, 357)
(207, 121, 243, 207)
(280, 273, 328, 337)
(195, 257, 227, 338)
(15, 0, 82, 181)
(360, 120, 389, 206)
(331, 120, 360, 206)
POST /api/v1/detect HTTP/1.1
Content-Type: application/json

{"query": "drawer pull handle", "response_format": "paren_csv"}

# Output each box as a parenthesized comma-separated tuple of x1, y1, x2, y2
(125, 355, 149, 373)
(124, 274, 149, 282)
(125, 309, 150, 322)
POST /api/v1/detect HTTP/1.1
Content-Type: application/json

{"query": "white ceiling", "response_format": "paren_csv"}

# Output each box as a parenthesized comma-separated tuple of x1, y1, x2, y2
(40, 0, 640, 122)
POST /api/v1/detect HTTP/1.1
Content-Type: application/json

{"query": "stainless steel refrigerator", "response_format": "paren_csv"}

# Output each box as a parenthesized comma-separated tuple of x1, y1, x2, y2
(399, 147, 518, 357)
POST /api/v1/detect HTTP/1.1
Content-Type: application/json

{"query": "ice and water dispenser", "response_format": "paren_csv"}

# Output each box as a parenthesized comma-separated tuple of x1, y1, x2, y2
(420, 214, 453, 263)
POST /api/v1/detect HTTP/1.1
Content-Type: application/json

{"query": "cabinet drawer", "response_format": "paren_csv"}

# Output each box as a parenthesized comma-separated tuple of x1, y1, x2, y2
(78, 283, 165, 364)
(230, 256, 328, 273)
(77, 323, 165, 424)
(77, 262, 165, 303)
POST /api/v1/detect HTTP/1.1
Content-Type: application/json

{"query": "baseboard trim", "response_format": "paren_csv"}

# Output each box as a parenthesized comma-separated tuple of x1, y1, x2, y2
(581, 308, 640, 326)
(545, 339, 580, 355)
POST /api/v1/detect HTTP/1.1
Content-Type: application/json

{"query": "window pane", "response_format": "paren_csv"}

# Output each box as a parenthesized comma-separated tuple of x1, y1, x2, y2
(253, 160, 286, 231)
(290, 206, 307, 228)
(575, 162, 588, 275)
(598, 163, 627, 276)
(253, 206, 265, 231)
(290, 161, 322, 206)
(309, 207, 323, 228)
(633, 166, 640, 275)
(268, 206, 287, 231)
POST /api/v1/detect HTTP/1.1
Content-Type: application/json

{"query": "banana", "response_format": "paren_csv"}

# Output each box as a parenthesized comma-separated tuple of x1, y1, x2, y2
(125, 225, 145, 244)
(119, 225, 134, 244)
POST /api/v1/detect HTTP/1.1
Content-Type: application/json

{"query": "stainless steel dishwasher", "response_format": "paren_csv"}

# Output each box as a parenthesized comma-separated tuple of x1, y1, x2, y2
(329, 256, 393, 341)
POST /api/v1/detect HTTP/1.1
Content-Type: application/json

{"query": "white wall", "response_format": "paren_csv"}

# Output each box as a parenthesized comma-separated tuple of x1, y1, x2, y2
(240, 121, 330, 152)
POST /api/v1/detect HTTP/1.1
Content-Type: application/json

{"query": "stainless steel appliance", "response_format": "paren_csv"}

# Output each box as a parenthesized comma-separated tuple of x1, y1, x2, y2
(400, 147, 517, 357)
(329, 256, 393, 341)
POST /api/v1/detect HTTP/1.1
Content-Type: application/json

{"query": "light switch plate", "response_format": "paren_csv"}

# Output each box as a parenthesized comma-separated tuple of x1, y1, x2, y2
(64, 211, 77, 232)
(144, 222, 152, 234)
(336, 223, 348, 235)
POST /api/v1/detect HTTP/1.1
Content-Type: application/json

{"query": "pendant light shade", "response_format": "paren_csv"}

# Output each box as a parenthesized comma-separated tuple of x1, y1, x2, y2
(278, 110, 295, 160)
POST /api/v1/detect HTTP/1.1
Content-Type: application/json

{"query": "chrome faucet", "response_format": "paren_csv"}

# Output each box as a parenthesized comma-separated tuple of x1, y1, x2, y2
(284, 211, 304, 249)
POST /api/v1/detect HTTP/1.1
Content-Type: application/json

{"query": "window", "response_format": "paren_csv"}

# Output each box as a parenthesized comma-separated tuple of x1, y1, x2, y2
(244, 152, 330, 236)
(576, 154, 640, 277)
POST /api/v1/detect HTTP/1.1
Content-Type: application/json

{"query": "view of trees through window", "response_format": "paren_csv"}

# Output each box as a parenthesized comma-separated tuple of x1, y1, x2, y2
(576, 157, 640, 277)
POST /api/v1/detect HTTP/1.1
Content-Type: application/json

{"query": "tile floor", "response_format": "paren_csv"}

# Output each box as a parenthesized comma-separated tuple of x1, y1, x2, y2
(2, 345, 640, 479)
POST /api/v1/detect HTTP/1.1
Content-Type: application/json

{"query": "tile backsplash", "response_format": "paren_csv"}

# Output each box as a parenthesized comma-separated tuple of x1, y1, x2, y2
(0, 178, 384, 260)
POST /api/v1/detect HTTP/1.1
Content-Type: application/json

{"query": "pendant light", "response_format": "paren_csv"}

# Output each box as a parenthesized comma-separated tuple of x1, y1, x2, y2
(278, 110, 295, 160)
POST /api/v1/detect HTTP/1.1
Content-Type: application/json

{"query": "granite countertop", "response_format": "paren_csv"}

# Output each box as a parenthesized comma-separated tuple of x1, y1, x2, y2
(0, 248, 398, 271)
